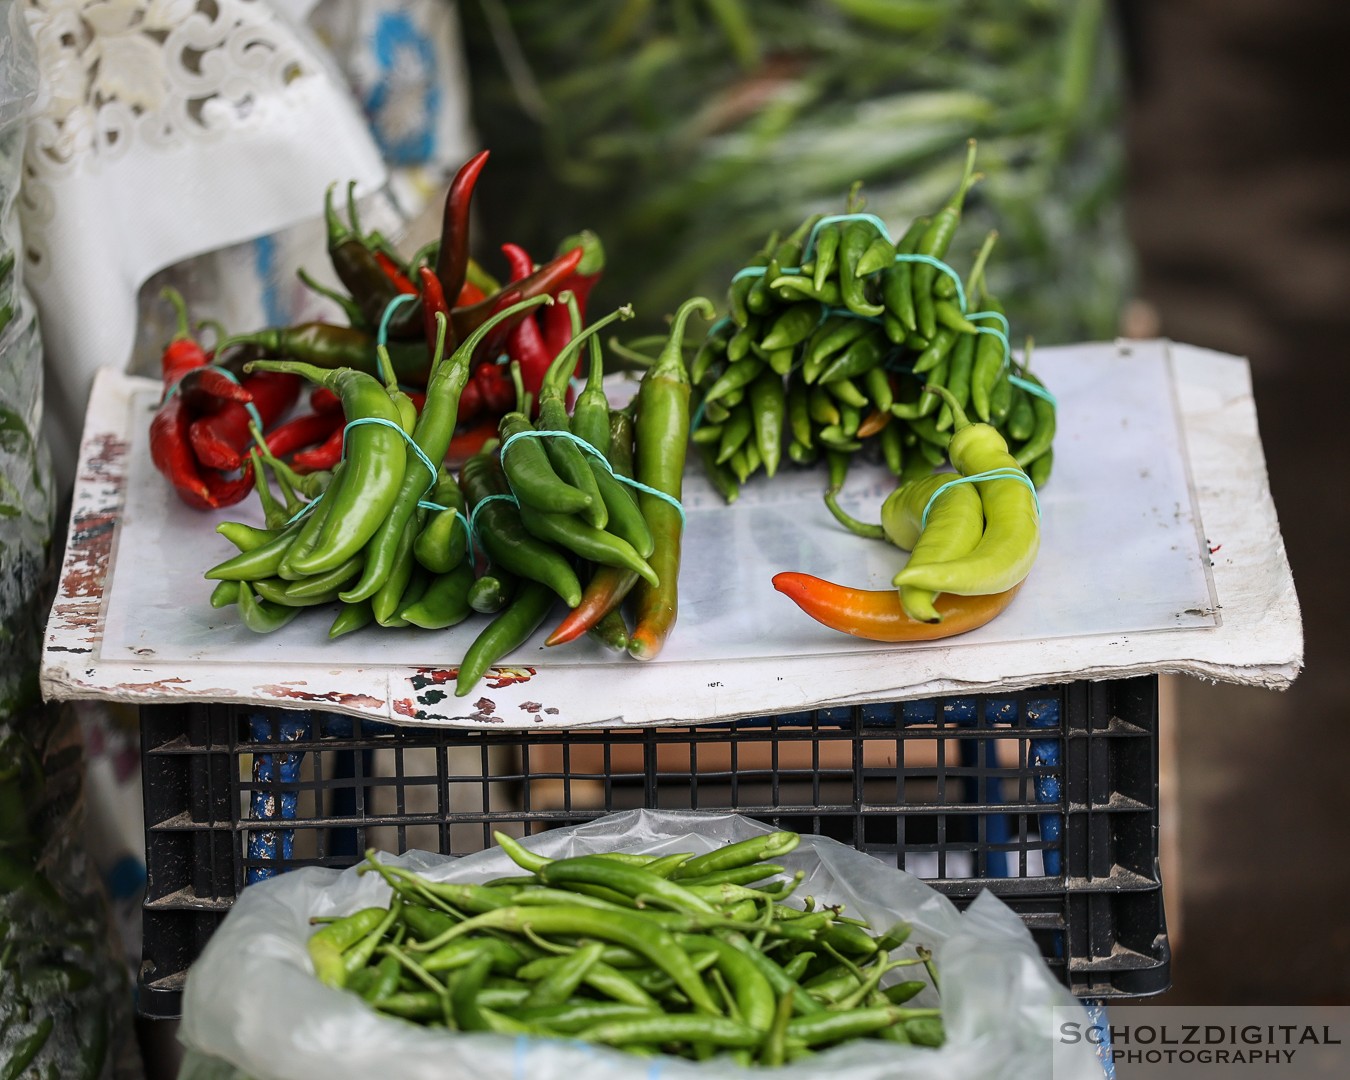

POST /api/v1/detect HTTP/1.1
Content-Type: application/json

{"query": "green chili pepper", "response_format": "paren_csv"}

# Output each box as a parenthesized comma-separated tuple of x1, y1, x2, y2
(817, 330, 886, 386)
(672, 832, 800, 879)
(937, 329, 977, 432)
(455, 580, 556, 697)
(413, 469, 468, 574)
(307, 907, 388, 988)
(715, 403, 753, 464)
(702, 353, 765, 404)
(690, 320, 733, 386)
(497, 410, 593, 517)
(209, 580, 240, 608)
(468, 558, 517, 614)
(880, 216, 930, 340)
(760, 303, 822, 352)
(809, 222, 840, 294)
(521, 940, 606, 1008)
(459, 449, 582, 606)
(748, 367, 786, 478)
(627, 297, 715, 661)
(1013, 372, 1056, 467)
(856, 233, 897, 278)
(204, 519, 304, 581)
(837, 220, 885, 318)
(399, 562, 475, 629)
(970, 309, 1007, 424)
(787, 1004, 941, 1048)
(236, 582, 302, 632)
(575, 1014, 759, 1049)
(517, 504, 658, 586)
(911, 140, 980, 341)
(713, 930, 824, 1016)
(506, 1002, 658, 1035)
(412, 904, 721, 1015)
(824, 375, 869, 410)
(215, 520, 282, 553)
(370, 515, 421, 626)
(1027, 447, 1054, 488)
(328, 598, 374, 638)
(1006, 384, 1036, 442)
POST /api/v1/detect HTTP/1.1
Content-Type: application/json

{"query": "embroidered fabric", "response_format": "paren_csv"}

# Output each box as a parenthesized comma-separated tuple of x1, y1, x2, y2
(15, 0, 430, 489)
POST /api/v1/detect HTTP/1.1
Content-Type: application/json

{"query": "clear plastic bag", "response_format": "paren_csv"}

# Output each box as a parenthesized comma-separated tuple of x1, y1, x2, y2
(177, 809, 1101, 1080)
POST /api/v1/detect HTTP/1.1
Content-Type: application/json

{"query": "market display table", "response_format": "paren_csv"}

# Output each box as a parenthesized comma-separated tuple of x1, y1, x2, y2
(38, 338, 1301, 1019)
(41, 338, 1300, 724)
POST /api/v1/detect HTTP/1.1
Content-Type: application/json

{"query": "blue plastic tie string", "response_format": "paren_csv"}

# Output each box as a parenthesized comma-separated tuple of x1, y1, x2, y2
(499, 427, 687, 530)
(919, 467, 1042, 529)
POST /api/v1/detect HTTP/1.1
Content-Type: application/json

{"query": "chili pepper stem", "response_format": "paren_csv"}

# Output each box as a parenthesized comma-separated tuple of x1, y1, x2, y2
(823, 491, 885, 540)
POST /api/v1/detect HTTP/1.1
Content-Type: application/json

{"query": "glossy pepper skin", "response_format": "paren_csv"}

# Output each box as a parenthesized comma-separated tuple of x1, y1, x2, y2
(772, 573, 1022, 642)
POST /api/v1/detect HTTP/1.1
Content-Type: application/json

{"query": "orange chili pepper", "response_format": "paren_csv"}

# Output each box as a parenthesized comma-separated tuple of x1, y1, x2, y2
(771, 572, 1022, 642)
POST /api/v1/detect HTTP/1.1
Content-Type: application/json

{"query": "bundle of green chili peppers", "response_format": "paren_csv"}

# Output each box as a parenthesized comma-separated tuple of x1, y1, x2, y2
(688, 141, 1056, 504)
(307, 830, 944, 1065)
(202, 292, 715, 691)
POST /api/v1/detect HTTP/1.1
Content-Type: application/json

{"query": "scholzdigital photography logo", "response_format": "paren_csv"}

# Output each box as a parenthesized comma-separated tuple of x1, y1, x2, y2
(1051, 1006, 1350, 1077)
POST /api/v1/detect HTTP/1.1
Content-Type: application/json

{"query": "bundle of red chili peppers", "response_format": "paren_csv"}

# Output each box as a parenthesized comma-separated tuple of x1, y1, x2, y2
(149, 149, 606, 510)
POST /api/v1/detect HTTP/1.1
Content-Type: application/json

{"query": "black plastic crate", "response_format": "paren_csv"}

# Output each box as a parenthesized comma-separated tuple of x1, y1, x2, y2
(137, 676, 1169, 1018)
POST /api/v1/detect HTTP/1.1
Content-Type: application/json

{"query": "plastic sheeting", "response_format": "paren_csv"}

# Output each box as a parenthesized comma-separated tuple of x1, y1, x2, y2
(177, 809, 1101, 1080)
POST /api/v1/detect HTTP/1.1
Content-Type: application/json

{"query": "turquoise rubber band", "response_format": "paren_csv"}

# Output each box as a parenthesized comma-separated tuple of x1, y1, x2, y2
(965, 309, 1009, 334)
(377, 292, 418, 349)
(920, 467, 1041, 529)
(498, 428, 687, 530)
(342, 417, 441, 491)
(890, 253, 967, 314)
(1010, 372, 1057, 407)
(802, 212, 891, 261)
(283, 412, 444, 529)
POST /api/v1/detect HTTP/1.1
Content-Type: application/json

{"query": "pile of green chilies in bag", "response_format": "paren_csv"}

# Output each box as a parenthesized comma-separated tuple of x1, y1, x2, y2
(310, 831, 944, 1066)
(203, 292, 716, 691)
(687, 140, 1057, 503)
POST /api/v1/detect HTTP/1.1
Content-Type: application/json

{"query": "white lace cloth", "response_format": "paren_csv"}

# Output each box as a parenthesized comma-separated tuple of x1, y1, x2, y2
(18, 0, 446, 489)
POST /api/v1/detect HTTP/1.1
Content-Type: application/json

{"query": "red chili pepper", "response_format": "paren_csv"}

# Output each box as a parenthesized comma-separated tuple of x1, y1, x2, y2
(149, 396, 217, 509)
(419, 265, 451, 353)
(310, 386, 342, 414)
(456, 281, 487, 306)
(540, 231, 605, 360)
(446, 415, 499, 467)
(200, 459, 256, 508)
(264, 410, 342, 460)
(770, 572, 1024, 642)
(188, 371, 300, 471)
(468, 361, 515, 417)
(456, 377, 484, 424)
(434, 149, 491, 314)
(450, 245, 585, 358)
(159, 287, 210, 387)
(174, 365, 254, 415)
(291, 421, 345, 474)
(499, 242, 554, 399)
(375, 250, 418, 295)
